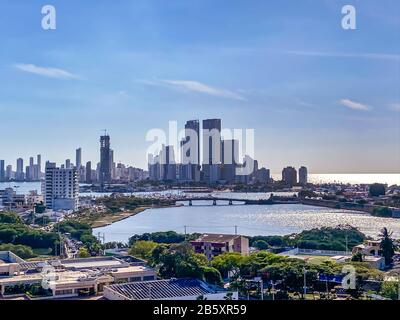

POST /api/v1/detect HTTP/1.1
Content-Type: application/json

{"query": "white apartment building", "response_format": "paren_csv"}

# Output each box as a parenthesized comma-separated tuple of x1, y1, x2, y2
(44, 162, 79, 211)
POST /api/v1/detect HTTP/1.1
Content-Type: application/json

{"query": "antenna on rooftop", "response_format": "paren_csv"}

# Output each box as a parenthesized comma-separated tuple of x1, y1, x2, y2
(101, 129, 108, 136)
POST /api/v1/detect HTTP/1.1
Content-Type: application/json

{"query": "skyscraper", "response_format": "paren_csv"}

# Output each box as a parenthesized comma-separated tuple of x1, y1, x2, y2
(76, 148, 82, 169)
(180, 120, 201, 182)
(100, 133, 112, 184)
(221, 139, 239, 182)
(85, 161, 92, 183)
(28, 157, 34, 181)
(0, 160, 5, 182)
(282, 166, 297, 186)
(202, 119, 222, 183)
(16, 158, 24, 181)
(6, 165, 12, 181)
(299, 166, 308, 185)
(37, 154, 41, 179)
(184, 120, 200, 165)
(65, 159, 71, 169)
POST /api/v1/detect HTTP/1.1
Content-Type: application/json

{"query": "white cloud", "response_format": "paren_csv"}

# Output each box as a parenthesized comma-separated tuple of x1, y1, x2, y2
(340, 99, 371, 111)
(389, 103, 400, 112)
(286, 50, 400, 61)
(13, 64, 79, 79)
(140, 79, 245, 101)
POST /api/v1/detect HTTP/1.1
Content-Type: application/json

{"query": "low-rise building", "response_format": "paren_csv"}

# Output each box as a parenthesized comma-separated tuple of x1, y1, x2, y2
(104, 278, 238, 300)
(0, 252, 156, 299)
(190, 233, 249, 260)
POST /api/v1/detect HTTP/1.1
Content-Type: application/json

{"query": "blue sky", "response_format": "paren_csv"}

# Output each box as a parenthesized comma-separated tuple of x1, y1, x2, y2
(0, 0, 399, 173)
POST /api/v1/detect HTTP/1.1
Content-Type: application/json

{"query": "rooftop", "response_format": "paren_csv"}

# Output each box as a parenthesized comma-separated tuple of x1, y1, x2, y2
(59, 256, 128, 270)
(192, 233, 242, 243)
(105, 279, 216, 300)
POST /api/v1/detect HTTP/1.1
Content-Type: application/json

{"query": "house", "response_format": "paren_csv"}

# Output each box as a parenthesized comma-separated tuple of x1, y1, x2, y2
(104, 278, 238, 300)
(352, 240, 381, 256)
(190, 233, 249, 259)
(352, 240, 386, 270)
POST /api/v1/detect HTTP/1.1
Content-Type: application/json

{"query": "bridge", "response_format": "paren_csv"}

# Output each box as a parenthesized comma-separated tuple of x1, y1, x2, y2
(174, 196, 300, 206)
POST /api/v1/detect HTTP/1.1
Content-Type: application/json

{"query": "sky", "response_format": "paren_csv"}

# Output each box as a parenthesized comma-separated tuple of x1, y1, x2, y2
(0, 0, 399, 173)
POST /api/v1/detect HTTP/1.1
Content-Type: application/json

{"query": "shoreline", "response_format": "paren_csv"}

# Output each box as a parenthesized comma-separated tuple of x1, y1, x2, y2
(91, 200, 398, 230)
(90, 204, 182, 228)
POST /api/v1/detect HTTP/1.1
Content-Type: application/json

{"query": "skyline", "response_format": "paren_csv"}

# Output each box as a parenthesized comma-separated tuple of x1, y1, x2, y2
(0, 0, 399, 173)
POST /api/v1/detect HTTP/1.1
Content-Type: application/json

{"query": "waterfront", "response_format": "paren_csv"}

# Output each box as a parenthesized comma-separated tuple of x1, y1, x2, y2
(1, 173, 400, 195)
(93, 202, 400, 243)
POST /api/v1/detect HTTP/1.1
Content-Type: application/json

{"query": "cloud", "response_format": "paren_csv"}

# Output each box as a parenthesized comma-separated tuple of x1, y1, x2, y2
(340, 99, 371, 111)
(139, 79, 245, 101)
(389, 103, 400, 112)
(13, 64, 80, 79)
(286, 50, 400, 61)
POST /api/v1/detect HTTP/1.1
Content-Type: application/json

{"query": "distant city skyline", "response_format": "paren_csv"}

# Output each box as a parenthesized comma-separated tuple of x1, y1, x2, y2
(0, 0, 399, 173)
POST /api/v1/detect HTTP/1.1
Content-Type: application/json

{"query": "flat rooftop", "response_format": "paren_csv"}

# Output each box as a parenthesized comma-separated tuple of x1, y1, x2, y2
(60, 257, 127, 270)
(192, 233, 241, 243)
(105, 279, 215, 300)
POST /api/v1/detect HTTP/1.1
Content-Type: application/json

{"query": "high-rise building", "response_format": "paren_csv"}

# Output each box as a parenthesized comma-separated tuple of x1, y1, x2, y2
(160, 145, 176, 181)
(65, 159, 71, 169)
(0, 160, 5, 182)
(85, 161, 92, 183)
(282, 166, 297, 186)
(76, 148, 82, 169)
(299, 166, 308, 185)
(221, 139, 239, 183)
(16, 158, 24, 181)
(183, 120, 200, 165)
(202, 119, 222, 183)
(29, 157, 34, 181)
(179, 120, 201, 182)
(37, 154, 41, 179)
(44, 162, 79, 211)
(6, 165, 12, 181)
(100, 134, 112, 184)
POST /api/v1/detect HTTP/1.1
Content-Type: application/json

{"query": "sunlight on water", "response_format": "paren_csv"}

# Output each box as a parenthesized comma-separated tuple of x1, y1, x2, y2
(94, 203, 400, 244)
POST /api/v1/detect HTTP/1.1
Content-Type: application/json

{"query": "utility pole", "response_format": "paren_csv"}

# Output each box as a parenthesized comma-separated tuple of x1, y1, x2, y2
(303, 268, 307, 299)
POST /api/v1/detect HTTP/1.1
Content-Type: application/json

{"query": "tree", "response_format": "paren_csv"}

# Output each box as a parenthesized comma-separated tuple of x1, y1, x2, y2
(0, 212, 22, 224)
(253, 240, 269, 250)
(379, 228, 396, 266)
(129, 240, 158, 259)
(211, 253, 245, 278)
(380, 281, 398, 300)
(77, 247, 90, 258)
(351, 252, 363, 262)
(0, 243, 35, 259)
(369, 183, 386, 197)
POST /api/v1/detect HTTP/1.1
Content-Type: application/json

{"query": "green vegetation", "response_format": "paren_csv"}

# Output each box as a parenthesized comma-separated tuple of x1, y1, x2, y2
(55, 220, 101, 255)
(149, 242, 223, 285)
(248, 226, 366, 251)
(372, 207, 392, 217)
(77, 247, 91, 258)
(129, 231, 200, 246)
(379, 227, 396, 265)
(0, 243, 35, 259)
(128, 240, 158, 259)
(97, 195, 175, 214)
(380, 281, 399, 300)
(291, 225, 366, 251)
(0, 212, 59, 257)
